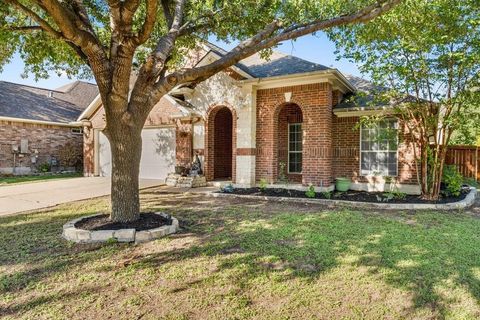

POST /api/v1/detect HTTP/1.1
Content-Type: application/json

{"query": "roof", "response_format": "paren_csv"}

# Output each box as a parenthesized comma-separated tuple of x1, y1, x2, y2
(0, 80, 97, 123)
(334, 74, 386, 110)
(52, 81, 98, 110)
(203, 42, 331, 79)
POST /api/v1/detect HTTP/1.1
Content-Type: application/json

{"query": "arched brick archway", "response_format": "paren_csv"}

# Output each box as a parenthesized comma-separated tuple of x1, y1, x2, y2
(205, 105, 237, 182)
(273, 103, 304, 183)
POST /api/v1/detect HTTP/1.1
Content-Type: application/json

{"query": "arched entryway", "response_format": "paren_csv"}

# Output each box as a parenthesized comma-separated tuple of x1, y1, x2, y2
(276, 103, 303, 183)
(205, 105, 236, 181)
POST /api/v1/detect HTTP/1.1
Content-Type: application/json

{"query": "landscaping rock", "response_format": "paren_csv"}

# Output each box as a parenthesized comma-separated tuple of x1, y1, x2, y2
(76, 230, 91, 242)
(135, 231, 152, 243)
(114, 229, 135, 242)
(62, 213, 179, 244)
(90, 230, 114, 242)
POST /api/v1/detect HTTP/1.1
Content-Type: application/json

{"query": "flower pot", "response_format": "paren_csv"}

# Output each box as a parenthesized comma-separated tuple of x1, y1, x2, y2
(335, 177, 351, 192)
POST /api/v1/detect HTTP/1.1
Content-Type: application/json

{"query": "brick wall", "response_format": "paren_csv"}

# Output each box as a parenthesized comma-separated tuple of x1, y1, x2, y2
(205, 105, 237, 181)
(332, 115, 418, 185)
(83, 96, 193, 176)
(277, 103, 303, 183)
(0, 120, 83, 174)
(256, 82, 333, 186)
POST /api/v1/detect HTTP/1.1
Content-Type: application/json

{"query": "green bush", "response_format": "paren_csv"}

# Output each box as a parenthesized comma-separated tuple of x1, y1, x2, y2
(38, 162, 51, 173)
(259, 178, 268, 192)
(442, 165, 463, 197)
(305, 185, 316, 198)
(321, 191, 332, 199)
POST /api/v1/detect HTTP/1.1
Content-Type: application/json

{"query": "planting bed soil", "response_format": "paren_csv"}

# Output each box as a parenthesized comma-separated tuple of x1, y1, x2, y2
(222, 187, 470, 204)
(75, 212, 172, 231)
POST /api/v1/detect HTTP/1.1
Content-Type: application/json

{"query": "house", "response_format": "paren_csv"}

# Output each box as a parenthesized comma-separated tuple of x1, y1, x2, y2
(0, 80, 98, 174)
(80, 43, 419, 194)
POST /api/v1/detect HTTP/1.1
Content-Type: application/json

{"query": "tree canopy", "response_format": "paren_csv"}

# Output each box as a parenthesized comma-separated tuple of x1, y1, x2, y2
(0, 0, 402, 221)
(329, 0, 480, 198)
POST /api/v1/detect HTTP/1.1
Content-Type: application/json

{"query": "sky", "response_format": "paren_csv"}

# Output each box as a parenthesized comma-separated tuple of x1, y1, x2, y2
(0, 32, 363, 90)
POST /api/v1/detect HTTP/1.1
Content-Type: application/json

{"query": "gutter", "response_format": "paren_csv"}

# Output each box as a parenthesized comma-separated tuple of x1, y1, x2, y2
(76, 94, 102, 121)
(0, 116, 81, 127)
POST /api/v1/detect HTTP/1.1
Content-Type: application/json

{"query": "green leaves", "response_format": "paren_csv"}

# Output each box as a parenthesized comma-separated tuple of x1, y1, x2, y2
(0, 0, 396, 80)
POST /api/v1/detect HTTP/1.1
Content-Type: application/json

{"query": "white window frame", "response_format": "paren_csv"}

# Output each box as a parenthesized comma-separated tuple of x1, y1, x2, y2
(288, 123, 302, 174)
(359, 119, 399, 177)
(71, 128, 84, 135)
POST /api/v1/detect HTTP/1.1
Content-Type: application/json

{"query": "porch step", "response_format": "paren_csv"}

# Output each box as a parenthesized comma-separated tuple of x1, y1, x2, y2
(166, 173, 207, 188)
(208, 180, 232, 188)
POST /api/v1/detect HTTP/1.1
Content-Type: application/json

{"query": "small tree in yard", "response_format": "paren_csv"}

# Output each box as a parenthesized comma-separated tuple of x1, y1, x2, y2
(0, 0, 401, 222)
(330, 0, 480, 200)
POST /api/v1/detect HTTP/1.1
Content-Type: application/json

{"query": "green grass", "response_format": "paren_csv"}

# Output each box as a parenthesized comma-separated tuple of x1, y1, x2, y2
(1, 190, 480, 319)
(0, 172, 82, 185)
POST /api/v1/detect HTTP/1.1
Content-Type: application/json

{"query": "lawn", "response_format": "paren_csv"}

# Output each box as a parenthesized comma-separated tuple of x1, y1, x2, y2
(0, 173, 82, 185)
(1, 189, 480, 319)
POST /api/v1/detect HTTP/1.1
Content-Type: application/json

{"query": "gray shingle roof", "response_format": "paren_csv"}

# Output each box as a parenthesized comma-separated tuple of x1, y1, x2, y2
(53, 81, 98, 110)
(334, 74, 386, 109)
(204, 42, 331, 78)
(0, 81, 97, 123)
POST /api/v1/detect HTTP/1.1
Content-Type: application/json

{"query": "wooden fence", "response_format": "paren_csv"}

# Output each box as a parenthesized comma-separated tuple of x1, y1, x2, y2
(445, 145, 479, 181)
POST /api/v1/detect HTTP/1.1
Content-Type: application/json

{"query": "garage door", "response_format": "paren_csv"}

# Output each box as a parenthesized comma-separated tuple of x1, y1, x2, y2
(98, 127, 176, 181)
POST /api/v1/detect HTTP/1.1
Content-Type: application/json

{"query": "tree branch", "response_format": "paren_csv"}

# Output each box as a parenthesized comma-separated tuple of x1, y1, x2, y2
(155, 0, 402, 96)
(5, 0, 63, 39)
(133, 0, 159, 46)
(161, 0, 173, 28)
(7, 25, 44, 32)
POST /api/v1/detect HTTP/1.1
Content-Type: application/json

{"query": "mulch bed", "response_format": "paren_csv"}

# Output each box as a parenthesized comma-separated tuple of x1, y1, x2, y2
(75, 212, 172, 231)
(222, 187, 470, 204)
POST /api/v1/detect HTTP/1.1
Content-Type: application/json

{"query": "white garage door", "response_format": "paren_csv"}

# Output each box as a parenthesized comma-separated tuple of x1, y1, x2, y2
(98, 127, 176, 181)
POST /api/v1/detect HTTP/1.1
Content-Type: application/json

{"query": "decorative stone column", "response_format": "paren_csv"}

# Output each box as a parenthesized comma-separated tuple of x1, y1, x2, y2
(235, 85, 257, 186)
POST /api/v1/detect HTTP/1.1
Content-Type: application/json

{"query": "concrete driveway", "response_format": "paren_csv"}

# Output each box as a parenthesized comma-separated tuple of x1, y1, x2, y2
(0, 177, 163, 216)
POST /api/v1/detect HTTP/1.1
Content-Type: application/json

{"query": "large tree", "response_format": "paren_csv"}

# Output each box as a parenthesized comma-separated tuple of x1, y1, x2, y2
(330, 0, 480, 199)
(0, 0, 401, 221)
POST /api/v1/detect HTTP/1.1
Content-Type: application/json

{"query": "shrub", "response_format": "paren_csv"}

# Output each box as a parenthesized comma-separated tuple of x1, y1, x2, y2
(38, 162, 51, 173)
(259, 178, 268, 192)
(321, 191, 332, 199)
(58, 142, 82, 169)
(442, 165, 463, 197)
(305, 185, 316, 198)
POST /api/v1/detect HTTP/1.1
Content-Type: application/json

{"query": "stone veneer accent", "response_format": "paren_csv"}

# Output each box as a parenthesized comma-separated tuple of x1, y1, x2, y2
(81, 70, 420, 191)
(62, 212, 179, 244)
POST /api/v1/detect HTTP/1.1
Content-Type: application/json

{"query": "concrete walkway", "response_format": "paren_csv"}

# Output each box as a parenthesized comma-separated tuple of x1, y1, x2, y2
(0, 177, 163, 216)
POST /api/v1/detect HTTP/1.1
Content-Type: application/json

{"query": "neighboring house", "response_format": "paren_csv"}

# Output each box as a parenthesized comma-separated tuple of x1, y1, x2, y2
(0, 80, 98, 174)
(81, 43, 419, 194)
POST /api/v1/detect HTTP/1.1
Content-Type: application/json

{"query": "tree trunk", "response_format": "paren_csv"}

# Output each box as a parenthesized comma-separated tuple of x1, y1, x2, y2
(108, 125, 143, 222)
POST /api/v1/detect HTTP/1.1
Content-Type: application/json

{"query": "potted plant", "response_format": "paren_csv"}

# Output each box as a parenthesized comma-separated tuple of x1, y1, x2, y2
(335, 177, 351, 192)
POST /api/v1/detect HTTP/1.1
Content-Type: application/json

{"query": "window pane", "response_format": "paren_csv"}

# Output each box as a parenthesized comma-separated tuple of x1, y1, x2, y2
(288, 124, 302, 173)
(360, 120, 398, 176)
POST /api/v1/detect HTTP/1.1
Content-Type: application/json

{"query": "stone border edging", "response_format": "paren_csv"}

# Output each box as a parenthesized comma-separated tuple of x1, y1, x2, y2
(62, 212, 179, 244)
(207, 188, 477, 210)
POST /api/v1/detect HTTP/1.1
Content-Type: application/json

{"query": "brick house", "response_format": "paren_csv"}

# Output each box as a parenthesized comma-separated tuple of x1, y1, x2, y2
(0, 81, 98, 174)
(81, 43, 419, 194)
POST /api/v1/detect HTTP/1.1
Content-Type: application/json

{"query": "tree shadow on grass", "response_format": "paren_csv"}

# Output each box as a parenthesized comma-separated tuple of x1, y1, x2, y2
(1, 192, 480, 318)
(128, 199, 480, 318)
